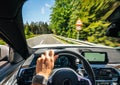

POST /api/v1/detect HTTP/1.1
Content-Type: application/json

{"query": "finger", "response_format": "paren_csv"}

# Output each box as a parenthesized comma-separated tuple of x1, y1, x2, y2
(49, 50, 55, 63)
(36, 57, 42, 73)
(37, 54, 45, 64)
(45, 51, 49, 57)
(40, 54, 45, 64)
(45, 50, 51, 61)
(45, 55, 52, 69)
(40, 55, 47, 72)
(49, 50, 54, 57)
(45, 60, 51, 69)
(36, 54, 45, 72)
(45, 55, 50, 64)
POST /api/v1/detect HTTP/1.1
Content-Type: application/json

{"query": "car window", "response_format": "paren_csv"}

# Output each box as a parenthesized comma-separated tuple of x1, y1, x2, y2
(22, 0, 120, 47)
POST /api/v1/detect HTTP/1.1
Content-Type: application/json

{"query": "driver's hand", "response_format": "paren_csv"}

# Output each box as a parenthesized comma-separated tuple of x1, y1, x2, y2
(36, 50, 58, 79)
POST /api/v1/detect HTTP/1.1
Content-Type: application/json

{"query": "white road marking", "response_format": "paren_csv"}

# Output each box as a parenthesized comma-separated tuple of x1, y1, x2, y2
(39, 40, 44, 44)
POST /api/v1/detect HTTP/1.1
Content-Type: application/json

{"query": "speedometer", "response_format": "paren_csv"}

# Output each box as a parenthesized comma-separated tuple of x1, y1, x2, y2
(55, 55, 70, 68)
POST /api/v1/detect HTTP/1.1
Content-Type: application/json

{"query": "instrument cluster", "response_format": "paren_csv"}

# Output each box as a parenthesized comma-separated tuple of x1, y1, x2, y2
(54, 55, 71, 68)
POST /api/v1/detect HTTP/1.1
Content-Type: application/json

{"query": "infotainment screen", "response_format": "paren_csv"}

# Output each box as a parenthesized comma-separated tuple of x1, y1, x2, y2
(81, 52, 108, 64)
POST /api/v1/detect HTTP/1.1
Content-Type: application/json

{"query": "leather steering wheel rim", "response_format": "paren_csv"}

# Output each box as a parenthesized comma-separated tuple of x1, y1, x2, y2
(53, 50, 96, 85)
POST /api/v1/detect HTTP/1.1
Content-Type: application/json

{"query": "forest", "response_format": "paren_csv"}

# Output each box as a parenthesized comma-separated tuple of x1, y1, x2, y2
(24, 21, 51, 38)
(49, 0, 120, 47)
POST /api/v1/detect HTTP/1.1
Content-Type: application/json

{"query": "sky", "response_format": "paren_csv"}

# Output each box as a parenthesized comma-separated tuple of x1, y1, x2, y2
(22, 0, 55, 24)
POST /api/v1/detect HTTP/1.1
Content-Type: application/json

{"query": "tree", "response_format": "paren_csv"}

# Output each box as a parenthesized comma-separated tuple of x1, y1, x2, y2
(24, 21, 51, 35)
(50, 0, 120, 47)
(50, 0, 72, 36)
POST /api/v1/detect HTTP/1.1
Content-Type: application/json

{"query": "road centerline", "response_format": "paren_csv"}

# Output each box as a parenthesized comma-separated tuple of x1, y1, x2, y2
(39, 40, 44, 44)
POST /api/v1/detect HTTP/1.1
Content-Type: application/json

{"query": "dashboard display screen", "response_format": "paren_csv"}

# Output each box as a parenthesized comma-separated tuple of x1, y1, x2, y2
(54, 55, 71, 68)
(82, 52, 108, 64)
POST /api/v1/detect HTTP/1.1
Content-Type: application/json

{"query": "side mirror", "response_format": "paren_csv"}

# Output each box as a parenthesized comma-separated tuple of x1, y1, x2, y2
(106, 22, 120, 38)
(8, 47, 23, 64)
(0, 45, 9, 61)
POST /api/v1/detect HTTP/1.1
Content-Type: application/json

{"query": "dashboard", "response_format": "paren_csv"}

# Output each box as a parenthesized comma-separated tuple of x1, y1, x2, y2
(79, 67, 120, 85)
(17, 66, 120, 85)
(16, 46, 120, 85)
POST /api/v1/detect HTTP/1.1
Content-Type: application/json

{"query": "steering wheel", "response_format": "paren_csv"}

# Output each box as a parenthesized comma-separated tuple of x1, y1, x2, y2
(47, 50, 96, 85)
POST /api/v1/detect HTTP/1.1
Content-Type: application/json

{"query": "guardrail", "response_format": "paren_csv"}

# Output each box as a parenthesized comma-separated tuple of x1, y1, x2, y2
(54, 34, 109, 47)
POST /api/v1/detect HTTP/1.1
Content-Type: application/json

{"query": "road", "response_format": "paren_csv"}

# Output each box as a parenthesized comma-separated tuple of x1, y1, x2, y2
(27, 34, 64, 47)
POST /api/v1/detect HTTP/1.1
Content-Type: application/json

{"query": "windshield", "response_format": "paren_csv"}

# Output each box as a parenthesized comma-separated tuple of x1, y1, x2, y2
(22, 0, 120, 47)
(0, 0, 120, 63)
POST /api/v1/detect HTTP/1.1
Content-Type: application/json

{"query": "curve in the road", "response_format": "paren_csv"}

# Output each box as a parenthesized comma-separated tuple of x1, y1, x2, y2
(27, 34, 64, 47)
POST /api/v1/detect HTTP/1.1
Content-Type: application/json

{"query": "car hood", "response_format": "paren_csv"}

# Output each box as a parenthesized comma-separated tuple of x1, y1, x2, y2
(0, 0, 29, 59)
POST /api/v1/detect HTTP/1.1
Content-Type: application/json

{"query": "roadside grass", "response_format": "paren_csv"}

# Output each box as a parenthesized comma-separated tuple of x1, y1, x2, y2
(54, 35, 77, 44)
(25, 34, 36, 39)
(0, 34, 36, 45)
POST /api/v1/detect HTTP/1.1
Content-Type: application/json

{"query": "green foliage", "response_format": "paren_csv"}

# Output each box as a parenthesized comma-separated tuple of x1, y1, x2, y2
(0, 39, 6, 45)
(26, 21, 51, 34)
(24, 23, 35, 39)
(50, 0, 120, 47)
(24, 21, 52, 39)
(50, 0, 72, 35)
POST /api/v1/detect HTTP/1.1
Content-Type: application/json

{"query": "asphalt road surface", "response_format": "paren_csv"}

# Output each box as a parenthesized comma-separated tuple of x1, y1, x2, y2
(27, 34, 64, 47)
